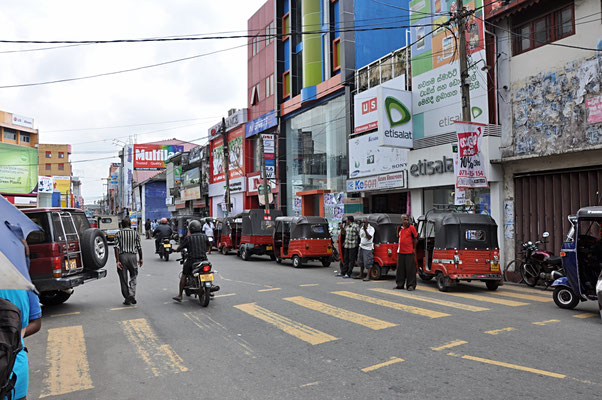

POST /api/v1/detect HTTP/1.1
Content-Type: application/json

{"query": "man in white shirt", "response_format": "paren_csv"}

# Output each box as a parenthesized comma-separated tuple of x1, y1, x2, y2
(356, 218, 375, 281)
(202, 218, 215, 254)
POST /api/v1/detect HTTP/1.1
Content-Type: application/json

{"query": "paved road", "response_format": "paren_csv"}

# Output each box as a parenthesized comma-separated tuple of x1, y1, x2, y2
(26, 239, 601, 399)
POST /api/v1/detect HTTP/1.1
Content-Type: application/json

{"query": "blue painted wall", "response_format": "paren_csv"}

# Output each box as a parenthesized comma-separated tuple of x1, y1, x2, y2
(354, 0, 410, 69)
(144, 181, 170, 221)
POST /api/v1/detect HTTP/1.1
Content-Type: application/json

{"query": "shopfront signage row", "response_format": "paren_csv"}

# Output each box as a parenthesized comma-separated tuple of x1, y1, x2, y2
(346, 171, 407, 193)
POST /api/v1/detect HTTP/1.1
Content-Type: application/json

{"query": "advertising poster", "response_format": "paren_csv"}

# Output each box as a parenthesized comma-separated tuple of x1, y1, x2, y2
(455, 121, 488, 188)
(38, 176, 53, 193)
(378, 87, 413, 148)
(123, 145, 133, 209)
(133, 144, 184, 169)
(0, 143, 38, 194)
(410, 0, 488, 138)
(210, 126, 245, 184)
(53, 176, 71, 193)
(348, 132, 408, 178)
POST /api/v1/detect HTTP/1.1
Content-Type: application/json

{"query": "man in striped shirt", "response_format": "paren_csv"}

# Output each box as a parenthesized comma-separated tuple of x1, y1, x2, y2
(114, 217, 143, 305)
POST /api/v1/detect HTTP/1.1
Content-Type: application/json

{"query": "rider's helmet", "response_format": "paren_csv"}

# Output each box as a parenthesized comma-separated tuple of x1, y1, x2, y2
(189, 220, 202, 233)
(160, 217, 168, 224)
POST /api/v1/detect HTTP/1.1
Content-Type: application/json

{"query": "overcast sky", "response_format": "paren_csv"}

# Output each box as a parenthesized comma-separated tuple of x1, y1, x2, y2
(0, 0, 266, 202)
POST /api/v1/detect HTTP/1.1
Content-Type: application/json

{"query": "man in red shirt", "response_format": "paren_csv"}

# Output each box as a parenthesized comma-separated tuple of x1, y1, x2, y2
(396, 214, 418, 291)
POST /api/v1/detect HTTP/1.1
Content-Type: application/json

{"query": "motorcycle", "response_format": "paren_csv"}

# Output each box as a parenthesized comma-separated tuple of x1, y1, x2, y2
(178, 249, 220, 307)
(518, 232, 563, 287)
(159, 237, 173, 261)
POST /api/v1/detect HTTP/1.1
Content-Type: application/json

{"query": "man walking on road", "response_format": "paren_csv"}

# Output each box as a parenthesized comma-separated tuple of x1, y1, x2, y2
(395, 214, 418, 291)
(145, 218, 151, 239)
(339, 216, 360, 278)
(356, 217, 375, 281)
(114, 217, 143, 305)
(202, 218, 214, 254)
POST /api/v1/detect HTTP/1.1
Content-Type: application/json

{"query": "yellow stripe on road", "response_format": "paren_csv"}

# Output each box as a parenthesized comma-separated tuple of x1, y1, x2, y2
(258, 287, 281, 292)
(369, 288, 489, 312)
(415, 285, 529, 306)
(214, 293, 237, 298)
(532, 319, 560, 326)
(300, 283, 319, 287)
(332, 291, 450, 319)
(121, 318, 188, 377)
(284, 296, 397, 330)
(431, 340, 468, 351)
(484, 327, 516, 335)
(40, 325, 93, 398)
(573, 313, 598, 319)
(49, 311, 81, 318)
(499, 285, 551, 296)
(234, 303, 338, 345)
(492, 289, 553, 303)
(459, 354, 566, 379)
(361, 357, 404, 372)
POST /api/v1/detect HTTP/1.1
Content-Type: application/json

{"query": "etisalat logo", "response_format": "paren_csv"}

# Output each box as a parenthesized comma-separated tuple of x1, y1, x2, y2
(384, 96, 412, 139)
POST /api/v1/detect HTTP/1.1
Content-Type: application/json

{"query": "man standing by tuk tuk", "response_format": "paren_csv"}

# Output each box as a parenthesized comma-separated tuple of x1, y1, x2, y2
(339, 216, 360, 278)
(395, 214, 418, 291)
(356, 217, 375, 281)
(202, 218, 215, 254)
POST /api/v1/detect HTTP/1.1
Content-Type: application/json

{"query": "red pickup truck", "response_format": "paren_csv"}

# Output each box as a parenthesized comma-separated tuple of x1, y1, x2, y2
(24, 208, 109, 305)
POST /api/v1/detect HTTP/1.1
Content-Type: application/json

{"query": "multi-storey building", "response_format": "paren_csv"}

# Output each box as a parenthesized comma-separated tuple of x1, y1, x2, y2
(38, 144, 72, 177)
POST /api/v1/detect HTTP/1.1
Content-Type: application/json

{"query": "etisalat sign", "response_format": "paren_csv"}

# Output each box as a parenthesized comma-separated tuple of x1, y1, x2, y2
(133, 144, 184, 169)
(353, 75, 413, 148)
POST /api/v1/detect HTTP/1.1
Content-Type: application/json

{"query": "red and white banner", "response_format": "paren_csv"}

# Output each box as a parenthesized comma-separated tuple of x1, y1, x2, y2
(455, 121, 488, 189)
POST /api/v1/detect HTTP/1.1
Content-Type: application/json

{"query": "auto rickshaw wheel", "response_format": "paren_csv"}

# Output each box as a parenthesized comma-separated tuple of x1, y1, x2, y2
(553, 286, 579, 309)
(241, 247, 250, 261)
(221, 246, 229, 255)
(436, 272, 448, 292)
(292, 255, 302, 268)
(321, 258, 331, 268)
(485, 280, 500, 291)
(369, 264, 382, 280)
(270, 254, 276, 261)
(419, 271, 434, 281)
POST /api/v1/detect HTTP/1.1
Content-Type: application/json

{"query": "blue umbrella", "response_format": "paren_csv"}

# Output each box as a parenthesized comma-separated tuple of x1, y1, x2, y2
(0, 195, 41, 289)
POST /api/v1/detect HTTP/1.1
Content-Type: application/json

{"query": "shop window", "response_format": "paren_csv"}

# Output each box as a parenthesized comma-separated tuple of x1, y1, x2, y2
(20, 133, 30, 143)
(3, 128, 17, 141)
(250, 84, 260, 106)
(58, 163, 65, 171)
(332, 38, 341, 72)
(45, 163, 51, 171)
(283, 70, 291, 98)
(282, 13, 290, 40)
(513, 2, 574, 55)
(58, 152, 65, 159)
(265, 74, 274, 98)
(45, 151, 52, 158)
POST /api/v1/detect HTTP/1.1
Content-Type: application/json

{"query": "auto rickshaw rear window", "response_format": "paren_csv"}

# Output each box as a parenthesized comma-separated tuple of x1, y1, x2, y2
(311, 225, 325, 234)
(100, 217, 113, 224)
(465, 230, 486, 241)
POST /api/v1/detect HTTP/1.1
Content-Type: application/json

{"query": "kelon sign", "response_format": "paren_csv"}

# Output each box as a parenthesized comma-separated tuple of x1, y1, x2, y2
(133, 144, 184, 169)
(454, 121, 488, 188)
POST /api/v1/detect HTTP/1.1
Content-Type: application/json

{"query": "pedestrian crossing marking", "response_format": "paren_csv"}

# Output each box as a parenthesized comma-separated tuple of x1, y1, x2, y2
(498, 285, 551, 296)
(361, 356, 404, 372)
(573, 312, 598, 319)
(491, 289, 553, 303)
(284, 296, 397, 330)
(532, 319, 560, 326)
(40, 325, 93, 398)
(431, 340, 468, 351)
(234, 303, 338, 345)
(369, 288, 489, 312)
(121, 318, 188, 377)
(332, 291, 450, 319)
(457, 354, 566, 379)
(484, 327, 516, 335)
(415, 285, 529, 306)
(258, 287, 281, 292)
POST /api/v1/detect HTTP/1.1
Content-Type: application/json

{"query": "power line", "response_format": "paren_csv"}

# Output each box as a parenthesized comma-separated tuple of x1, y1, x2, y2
(45, 116, 221, 133)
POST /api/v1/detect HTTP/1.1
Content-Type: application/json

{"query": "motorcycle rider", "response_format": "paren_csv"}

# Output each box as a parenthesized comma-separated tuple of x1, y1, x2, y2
(172, 219, 209, 302)
(153, 217, 173, 254)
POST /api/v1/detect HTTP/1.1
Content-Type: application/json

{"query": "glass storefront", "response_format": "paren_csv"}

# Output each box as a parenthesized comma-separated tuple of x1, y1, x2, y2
(424, 186, 491, 214)
(285, 95, 347, 213)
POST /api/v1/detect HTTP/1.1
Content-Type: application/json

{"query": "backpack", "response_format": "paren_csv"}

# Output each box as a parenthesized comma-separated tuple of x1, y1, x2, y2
(0, 298, 23, 400)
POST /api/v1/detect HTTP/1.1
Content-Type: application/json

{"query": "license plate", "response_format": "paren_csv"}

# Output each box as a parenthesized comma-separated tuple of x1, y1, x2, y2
(490, 263, 500, 272)
(266, 246, 272, 251)
(164, 244, 171, 248)
(66, 258, 77, 270)
(200, 273, 214, 282)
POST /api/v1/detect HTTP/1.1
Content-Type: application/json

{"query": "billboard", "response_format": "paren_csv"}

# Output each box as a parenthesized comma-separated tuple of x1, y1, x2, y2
(38, 176, 53, 193)
(133, 144, 184, 169)
(410, 0, 488, 138)
(210, 126, 244, 184)
(348, 132, 408, 178)
(0, 143, 38, 194)
(455, 121, 488, 188)
(208, 109, 248, 140)
(123, 145, 133, 209)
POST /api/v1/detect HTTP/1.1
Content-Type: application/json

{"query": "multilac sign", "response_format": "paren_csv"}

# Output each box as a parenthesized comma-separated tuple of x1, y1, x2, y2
(352, 75, 413, 148)
(133, 144, 184, 169)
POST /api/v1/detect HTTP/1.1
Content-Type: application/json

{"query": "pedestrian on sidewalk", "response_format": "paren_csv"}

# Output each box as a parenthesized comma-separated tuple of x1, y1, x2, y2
(114, 217, 143, 305)
(395, 214, 418, 291)
(357, 217, 375, 281)
(145, 218, 151, 239)
(340, 216, 360, 278)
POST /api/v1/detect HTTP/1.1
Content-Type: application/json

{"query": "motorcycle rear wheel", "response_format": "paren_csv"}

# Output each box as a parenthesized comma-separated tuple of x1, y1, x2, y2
(521, 262, 539, 287)
(199, 286, 211, 307)
(165, 252, 169, 262)
(503, 259, 524, 284)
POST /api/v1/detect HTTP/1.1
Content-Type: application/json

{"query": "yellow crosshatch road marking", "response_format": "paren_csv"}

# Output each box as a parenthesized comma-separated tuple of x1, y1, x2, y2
(431, 340, 468, 351)
(284, 296, 397, 330)
(121, 318, 188, 377)
(498, 285, 551, 295)
(415, 285, 529, 306)
(332, 291, 450, 319)
(533, 319, 560, 326)
(458, 354, 566, 379)
(369, 288, 489, 312)
(110, 306, 137, 311)
(361, 357, 404, 372)
(336, 281, 355, 285)
(40, 325, 93, 398)
(573, 313, 597, 319)
(258, 287, 281, 292)
(234, 303, 338, 345)
(492, 290, 553, 303)
(484, 327, 516, 335)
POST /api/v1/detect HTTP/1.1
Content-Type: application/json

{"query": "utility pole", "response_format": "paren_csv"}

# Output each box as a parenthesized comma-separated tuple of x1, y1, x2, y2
(456, 0, 472, 122)
(221, 117, 231, 216)
(260, 135, 270, 211)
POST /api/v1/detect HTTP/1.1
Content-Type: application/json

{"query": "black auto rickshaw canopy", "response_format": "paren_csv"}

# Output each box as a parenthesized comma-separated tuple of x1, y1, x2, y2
(215, 217, 236, 235)
(350, 214, 403, 245)
(236, 209, 283, 236)
(419, 211, 498, 250)
(274, 216, 330, 239)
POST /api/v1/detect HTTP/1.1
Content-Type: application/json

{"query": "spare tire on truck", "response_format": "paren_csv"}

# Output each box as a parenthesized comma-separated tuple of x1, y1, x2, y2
(81, 228, 108, 270)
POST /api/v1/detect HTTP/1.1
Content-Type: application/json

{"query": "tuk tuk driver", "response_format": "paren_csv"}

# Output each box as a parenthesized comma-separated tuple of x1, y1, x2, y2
(395, 214, 418, 291)
(172, 220, 209, 302)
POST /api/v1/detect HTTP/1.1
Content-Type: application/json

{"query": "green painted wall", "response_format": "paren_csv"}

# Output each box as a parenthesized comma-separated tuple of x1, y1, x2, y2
(302, 0, 322, 88)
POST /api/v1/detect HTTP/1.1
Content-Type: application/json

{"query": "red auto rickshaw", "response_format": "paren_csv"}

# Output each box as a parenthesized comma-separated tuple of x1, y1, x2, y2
(215, 217, 242, 255)
(416, 210, 502, 291)
(237, 209, 283, 261)
(272, 216, 333, 268)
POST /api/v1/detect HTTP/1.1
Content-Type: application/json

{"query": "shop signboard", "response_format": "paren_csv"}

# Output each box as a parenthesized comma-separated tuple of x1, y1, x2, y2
(182, 186, 201, 201)
(262, 133, 275, 153)
(208, 176, 246, 197)
(245, 110, 277, 138)
(12, 114, 34, 129)
(38, 176, 53, 193)
(210, 126, 244, 184)
(247, 174, 278, 195)
(188, 145, 202, 164)
(410, 0, 488, 138)
(346, 171, 407, 193)
(454, 121, 488, 188)
(348, 131, 408, 178)
(0, 143, 38, 195)
(353, 85, 379, 134)
(133, 144, 184, 169)
(123, 145, 133, 209)
(208, 109, 248, 140)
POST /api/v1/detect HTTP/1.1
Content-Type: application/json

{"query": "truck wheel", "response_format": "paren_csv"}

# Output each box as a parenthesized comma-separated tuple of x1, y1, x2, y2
(81, 228, 108, 270)
(292, 255, 302, 268)
(485, 280, 500, 291)
(370, 264, 382, 280)
(436, 272, 448, 292)
(553, 286, 579, 309)
(39, 290, 72, 306)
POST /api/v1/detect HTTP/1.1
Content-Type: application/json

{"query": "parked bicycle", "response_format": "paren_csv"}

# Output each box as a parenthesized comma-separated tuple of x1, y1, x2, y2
(504, 232, 563, 287)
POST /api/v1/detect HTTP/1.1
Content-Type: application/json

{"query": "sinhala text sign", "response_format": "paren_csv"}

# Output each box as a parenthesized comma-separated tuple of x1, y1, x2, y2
(455, 121, 488, 188)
